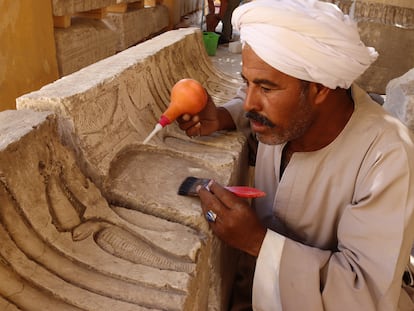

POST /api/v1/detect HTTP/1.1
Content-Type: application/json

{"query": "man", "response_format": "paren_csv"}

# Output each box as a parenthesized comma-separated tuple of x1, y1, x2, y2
(219, 0, 242, 44)
(205, 0, 242, 44)
(178, 0, 414, 309)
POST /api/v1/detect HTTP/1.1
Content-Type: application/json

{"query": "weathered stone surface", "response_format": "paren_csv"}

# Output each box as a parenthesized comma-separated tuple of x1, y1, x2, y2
(356, 21, 414, 94)
(348, 0, 414, 9)
(104, 5, 169, 51)
(383, 68, 414, 131)
(0, 109, 215, 310)
(329, 0, 414, 26)
(54, 17, 117, 77)
(52, 0, 118, 16)
(326, 0, 414, 94)
(54, 5, 171, 77)
(15, 27, 245, 310)
(17, 27, 244, 193)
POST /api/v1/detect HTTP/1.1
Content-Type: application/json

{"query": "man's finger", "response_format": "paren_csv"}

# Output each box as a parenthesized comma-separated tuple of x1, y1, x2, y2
(191, 115, 200, 123)
(181, 114, 191, 121)
(208, 180, 241, 210)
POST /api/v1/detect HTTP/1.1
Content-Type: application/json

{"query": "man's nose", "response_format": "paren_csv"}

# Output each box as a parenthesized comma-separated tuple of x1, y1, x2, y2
(243, 88, 261, 112)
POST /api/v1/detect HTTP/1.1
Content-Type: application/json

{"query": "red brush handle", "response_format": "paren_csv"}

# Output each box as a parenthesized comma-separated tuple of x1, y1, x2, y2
(225, 186, 266, 198)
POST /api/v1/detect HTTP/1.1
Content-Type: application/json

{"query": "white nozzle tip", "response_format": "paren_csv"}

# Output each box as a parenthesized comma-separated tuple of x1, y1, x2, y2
(142, 123, 164, 145)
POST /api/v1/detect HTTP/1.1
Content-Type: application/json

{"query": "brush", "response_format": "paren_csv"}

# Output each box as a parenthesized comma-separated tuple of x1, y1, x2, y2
(178, 176, 266, 198)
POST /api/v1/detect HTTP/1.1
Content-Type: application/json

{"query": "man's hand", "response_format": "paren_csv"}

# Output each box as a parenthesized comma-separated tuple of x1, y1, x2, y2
(176, 94, 221, 137)
(176, 93, 236, 137)
(197, 180, 266, 257)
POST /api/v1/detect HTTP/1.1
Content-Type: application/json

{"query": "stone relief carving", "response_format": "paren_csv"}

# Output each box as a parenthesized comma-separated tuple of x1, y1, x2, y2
(9, 28, 245, 310)
(0, 110, 211, 310)
(34, 149, 196, 273)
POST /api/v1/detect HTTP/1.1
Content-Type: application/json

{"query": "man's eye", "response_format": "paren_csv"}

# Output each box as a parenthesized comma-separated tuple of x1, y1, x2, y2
(261, 86, 272, 92)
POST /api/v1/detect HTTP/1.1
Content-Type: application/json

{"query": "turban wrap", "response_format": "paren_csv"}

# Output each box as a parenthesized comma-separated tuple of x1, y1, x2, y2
(231, 0, 378, 89)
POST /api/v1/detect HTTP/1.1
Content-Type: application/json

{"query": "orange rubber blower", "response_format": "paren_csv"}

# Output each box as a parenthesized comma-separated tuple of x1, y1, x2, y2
(143, 78, 208, 144)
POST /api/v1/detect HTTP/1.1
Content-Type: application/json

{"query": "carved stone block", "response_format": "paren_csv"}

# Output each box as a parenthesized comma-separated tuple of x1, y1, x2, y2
(54, 18, 118, 76)
(104, 5, 169, 51)
(0, 109, 221, 310)
(15, 27, 246, 310)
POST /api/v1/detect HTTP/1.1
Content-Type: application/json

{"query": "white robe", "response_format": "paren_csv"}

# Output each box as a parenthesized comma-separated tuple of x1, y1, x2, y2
(226, 85, 414, 310)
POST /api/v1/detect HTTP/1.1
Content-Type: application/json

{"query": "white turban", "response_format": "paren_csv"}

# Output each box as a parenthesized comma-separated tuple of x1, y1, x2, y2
(232, 0, 378, 89)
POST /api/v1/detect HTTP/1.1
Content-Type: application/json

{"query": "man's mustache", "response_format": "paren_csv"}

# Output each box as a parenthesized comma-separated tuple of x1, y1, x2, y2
(245, 111, 276, 128)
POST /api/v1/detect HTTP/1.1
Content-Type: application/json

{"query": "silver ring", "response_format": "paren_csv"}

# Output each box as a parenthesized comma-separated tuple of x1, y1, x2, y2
(206, 210, 217, 223)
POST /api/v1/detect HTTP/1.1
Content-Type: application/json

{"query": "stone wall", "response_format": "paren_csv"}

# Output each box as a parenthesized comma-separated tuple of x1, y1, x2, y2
(326, 0, 414, 94)
(104, 5, 170, 52)
(0, 27, 247, 310)
(54, 17, 118, 77)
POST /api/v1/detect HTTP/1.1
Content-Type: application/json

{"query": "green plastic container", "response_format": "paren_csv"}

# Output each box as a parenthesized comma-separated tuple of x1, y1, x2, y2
(203, 32, 220, 56)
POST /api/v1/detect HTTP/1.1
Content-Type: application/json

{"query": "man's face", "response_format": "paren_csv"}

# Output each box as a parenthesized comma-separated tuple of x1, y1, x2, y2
(241, 45, 316, 146)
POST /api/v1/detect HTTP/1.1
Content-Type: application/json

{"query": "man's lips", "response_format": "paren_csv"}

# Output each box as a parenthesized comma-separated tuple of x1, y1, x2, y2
(249, 119, 268, 133)
(245, 111, 275, 133)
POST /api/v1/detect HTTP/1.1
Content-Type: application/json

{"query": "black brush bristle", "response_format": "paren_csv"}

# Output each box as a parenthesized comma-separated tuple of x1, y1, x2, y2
(178, 176, 210, 196)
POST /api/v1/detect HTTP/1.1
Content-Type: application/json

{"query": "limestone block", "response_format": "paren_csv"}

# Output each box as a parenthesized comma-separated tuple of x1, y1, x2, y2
(16, 27, 245, 309)
(352, 0, 414, 8)
(179, 0, 203, 16)
(0, 109, 219, 310)
(383, 68, 414, 131)
(356, 21, 414, 94)
(52, 0, 118, 16)
(104, 5, 169, 51)
(163, 0, 204, 29)
(54, 17, 117, 77)
(326, 0, 414, 94)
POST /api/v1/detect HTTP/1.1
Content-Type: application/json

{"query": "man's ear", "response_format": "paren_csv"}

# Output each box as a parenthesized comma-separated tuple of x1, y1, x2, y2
(310, 83, 331, 105)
